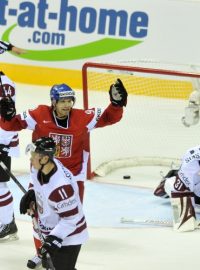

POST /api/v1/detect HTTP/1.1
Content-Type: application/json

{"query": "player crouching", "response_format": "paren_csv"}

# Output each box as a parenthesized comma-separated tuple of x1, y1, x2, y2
(153, 145, 200, 232)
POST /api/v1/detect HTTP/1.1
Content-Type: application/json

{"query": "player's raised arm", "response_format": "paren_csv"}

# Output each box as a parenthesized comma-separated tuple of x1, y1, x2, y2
(94, 79, 128, 128)
(109, 78, 128, 107)
(0, 41, 26, 55)
(11, 46, 26, 55)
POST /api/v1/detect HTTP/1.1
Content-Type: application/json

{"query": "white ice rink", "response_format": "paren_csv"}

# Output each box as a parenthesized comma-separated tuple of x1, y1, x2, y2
(1, 82, 200, 270)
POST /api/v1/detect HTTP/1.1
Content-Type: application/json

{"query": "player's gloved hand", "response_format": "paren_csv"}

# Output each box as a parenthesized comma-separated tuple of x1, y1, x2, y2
(109, 78, 128, 107)
(20, 189, 36, 214)
(39, 235, 62, 257)
(0, 97, 16, 121)
(0, 144, 9, 157)
(164, 169, 178, 178)
(154, 169, 179, 198)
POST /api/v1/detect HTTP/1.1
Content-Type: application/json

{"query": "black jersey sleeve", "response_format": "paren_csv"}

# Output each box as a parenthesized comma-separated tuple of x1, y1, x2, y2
(0, 41, 13, 54)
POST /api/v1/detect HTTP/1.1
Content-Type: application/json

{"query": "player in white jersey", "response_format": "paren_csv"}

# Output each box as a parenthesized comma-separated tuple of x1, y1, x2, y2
(0, 78, 127, 266)
(20, 137, 88, 270)
(154, 145, 200, 232)
(0, 41, 25, 240)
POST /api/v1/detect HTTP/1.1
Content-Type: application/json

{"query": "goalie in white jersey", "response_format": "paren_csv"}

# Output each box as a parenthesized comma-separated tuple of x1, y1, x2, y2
(154, 145, 200, 232)
(0, 41, 25, 241)
(20, 137, 88, 270)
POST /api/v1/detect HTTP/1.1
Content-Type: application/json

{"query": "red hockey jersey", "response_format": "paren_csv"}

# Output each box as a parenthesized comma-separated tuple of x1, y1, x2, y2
(2, 104, 123, 175)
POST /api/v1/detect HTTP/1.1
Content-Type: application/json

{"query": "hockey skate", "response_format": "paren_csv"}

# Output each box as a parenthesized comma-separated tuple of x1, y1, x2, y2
(0, 218, 18, 242)
(27, 255, 42, 269)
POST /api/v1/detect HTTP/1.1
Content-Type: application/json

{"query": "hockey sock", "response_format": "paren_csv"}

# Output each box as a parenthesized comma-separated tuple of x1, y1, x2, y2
(0, 182, 14, 224)
(34, 236, 42, 254)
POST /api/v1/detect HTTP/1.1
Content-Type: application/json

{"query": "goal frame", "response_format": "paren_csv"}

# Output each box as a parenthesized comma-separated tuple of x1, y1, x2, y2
(82, 61, 200, 179)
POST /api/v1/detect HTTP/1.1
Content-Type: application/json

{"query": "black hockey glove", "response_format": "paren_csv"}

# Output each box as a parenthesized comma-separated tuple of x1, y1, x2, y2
(39, 235, 62, 257)
(164, 169, 178, 178)
(0, 144, 9, 157)
(194, 194, 200, 205)
(109, 78, 128, 107)
(0, 97, 16, 121)
(20, 189, 36, 214)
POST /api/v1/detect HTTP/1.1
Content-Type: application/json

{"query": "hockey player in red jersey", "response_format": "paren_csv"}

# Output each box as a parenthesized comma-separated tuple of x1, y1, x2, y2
(1, 80, 127, 200)
(0, 41, 25, 241)
(0, 79, 127, 268)
(20, 137, 88, 270)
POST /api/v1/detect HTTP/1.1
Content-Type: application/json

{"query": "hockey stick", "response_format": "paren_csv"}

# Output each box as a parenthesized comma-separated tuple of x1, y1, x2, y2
(120, 217, 200, 229)
(30, 211, 55, 270)
(120, 217, 172, 227)
(0, 161, 55, 270)
(0, 161, 26, 193)
(0, 72, 6, 97)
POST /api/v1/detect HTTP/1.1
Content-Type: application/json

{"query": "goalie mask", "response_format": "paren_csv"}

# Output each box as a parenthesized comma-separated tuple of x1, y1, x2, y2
(50, 84, 76, 103)
(26, 137, 56, 159)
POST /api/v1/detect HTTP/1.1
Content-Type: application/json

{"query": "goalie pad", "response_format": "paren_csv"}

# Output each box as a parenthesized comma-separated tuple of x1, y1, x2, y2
(171, 191, 196, 232)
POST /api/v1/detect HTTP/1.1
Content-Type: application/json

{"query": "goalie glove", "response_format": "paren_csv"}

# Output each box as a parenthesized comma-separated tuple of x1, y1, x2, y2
(181, 101, 199, 127)
(0, 97, 16, 121)
(109, 78, 128, 107)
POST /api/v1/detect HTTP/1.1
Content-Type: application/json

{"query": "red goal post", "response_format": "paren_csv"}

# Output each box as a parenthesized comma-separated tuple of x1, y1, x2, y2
(82, 61, 200, 179)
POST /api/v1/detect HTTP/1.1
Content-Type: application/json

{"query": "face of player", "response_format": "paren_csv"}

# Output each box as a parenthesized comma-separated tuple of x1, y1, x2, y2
(30, 152, 48, 170)
(54, 98, 74, 118)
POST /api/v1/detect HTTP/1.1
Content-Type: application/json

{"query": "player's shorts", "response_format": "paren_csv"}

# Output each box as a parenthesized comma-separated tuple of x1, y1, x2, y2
(50, 244, 81, 270)
(0, 155, 11, 182)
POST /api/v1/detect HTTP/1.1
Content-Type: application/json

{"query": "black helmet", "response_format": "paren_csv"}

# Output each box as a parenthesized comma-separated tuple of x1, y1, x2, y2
(34, 137, 56, 158)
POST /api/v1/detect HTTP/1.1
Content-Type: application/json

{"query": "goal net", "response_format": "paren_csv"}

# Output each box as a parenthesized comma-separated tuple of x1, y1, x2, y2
(82, 61, 200, 179)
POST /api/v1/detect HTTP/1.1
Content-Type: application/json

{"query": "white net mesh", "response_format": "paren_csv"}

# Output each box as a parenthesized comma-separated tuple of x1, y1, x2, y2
(82, 61, 200, 177)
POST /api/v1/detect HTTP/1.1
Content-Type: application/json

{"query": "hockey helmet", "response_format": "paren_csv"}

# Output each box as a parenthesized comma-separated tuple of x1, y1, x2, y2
(26, 137, 56, 158)
(50, 84, 75, 103)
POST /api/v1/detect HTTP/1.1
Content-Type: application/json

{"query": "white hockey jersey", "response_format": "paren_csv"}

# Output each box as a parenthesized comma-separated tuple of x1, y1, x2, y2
(31, 158, 88, 246)
(178, 145, 200, 196)
(0, 73, 19, 157)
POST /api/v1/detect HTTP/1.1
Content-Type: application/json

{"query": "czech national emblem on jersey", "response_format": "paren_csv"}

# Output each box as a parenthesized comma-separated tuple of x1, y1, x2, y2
(50, 133, 73, 158)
